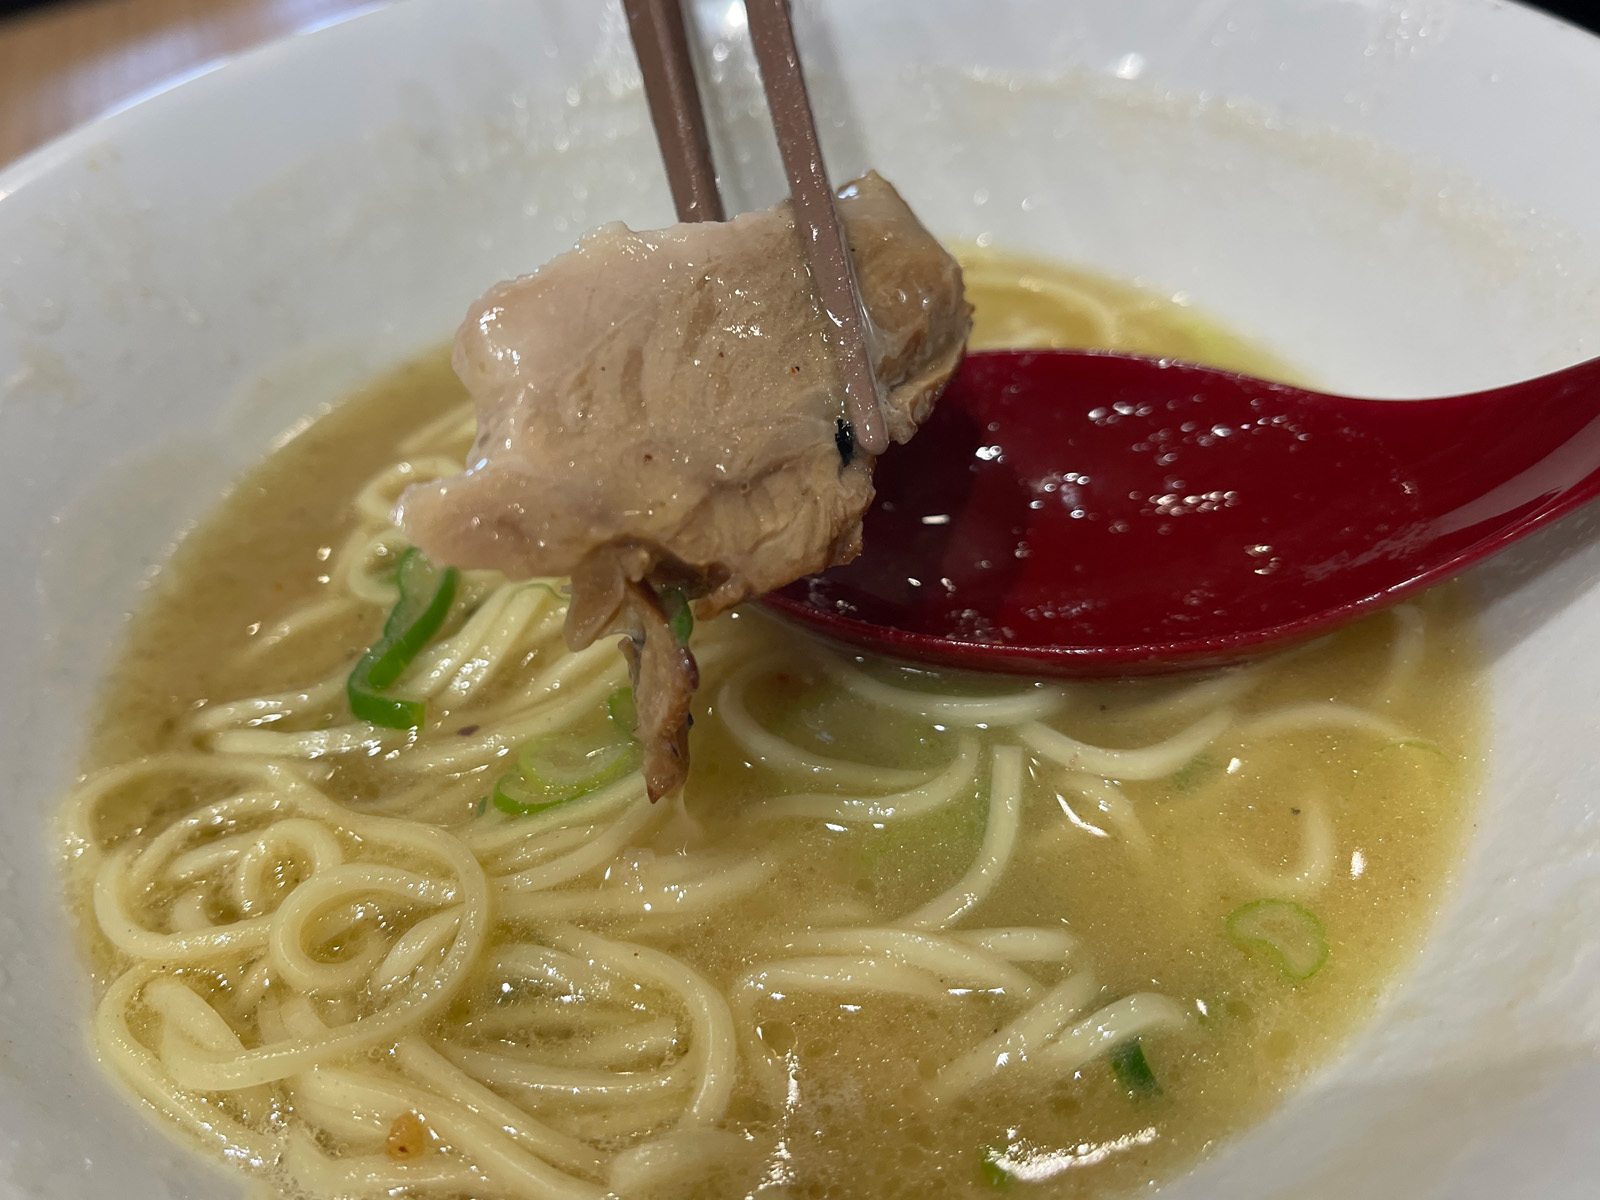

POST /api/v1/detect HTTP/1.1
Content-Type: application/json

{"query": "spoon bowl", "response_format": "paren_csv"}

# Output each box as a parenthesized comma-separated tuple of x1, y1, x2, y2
(766, 348, 1600, 674)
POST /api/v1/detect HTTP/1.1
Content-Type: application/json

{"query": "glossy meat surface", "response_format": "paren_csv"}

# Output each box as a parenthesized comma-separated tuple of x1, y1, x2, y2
(399, 173, 970, 795)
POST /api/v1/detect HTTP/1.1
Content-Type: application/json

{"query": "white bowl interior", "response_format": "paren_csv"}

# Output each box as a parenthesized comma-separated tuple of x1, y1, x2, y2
(3, 1, 1600, 1196)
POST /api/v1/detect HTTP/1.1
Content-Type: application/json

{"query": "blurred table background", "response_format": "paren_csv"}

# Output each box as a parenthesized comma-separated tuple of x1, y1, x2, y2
(0, 0, 379, 167)
(1, 0, 1597, 170)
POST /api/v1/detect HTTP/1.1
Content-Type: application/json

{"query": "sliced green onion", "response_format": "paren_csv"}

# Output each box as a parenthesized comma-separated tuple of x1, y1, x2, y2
(1170, 751, 1218, 793)
(1110, 1038, 1161, 1097)
(1226, 898, 1329, 980)
(349, 684, 426, 731)
(517, 735, 636, 792)
(368, 549, 459, 686)
(492, 729, 640, 816)
(978, 1145, 1012, 1189)
(660, 587, 694, 644)
(492, 772, 572, 817)
(607, 686, 638, 734)
(347, 547, 459, 729)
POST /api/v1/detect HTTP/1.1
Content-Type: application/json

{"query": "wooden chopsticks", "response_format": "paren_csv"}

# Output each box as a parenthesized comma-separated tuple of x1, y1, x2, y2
(623, 0, 889, 457)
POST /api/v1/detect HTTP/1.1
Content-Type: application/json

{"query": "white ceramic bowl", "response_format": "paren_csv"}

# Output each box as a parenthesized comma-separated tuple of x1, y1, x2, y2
(4, 1, 1600, 1196)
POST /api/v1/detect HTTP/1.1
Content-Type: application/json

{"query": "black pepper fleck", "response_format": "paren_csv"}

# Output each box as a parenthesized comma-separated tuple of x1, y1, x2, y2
(835, 418, 856, 466)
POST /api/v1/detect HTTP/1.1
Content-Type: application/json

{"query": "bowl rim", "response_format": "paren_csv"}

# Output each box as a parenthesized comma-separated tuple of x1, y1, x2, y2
(7, 2, 1600, 1199)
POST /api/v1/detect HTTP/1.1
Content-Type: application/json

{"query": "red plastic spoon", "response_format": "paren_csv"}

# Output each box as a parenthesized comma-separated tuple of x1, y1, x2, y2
(766, 349, 1600, 675)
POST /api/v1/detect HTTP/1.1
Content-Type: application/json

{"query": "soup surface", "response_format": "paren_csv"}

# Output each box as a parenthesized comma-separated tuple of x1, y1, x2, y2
(61, 251, 1481, 1200)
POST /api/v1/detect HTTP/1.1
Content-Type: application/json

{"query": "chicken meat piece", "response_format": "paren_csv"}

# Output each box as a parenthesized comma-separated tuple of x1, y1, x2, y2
(398, 172, 971, 798)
